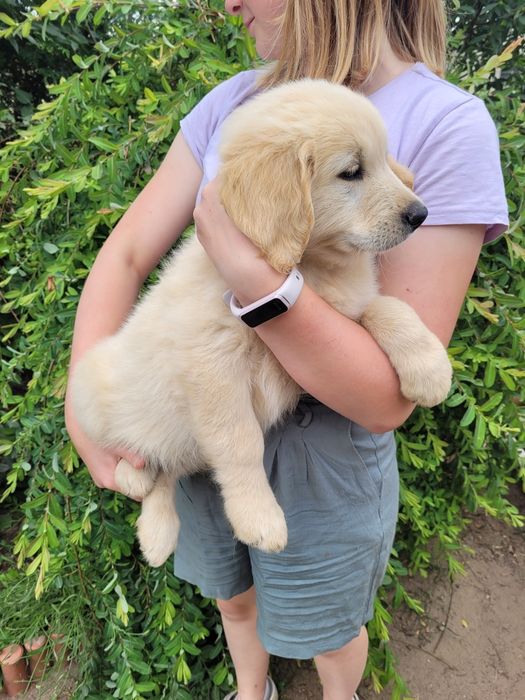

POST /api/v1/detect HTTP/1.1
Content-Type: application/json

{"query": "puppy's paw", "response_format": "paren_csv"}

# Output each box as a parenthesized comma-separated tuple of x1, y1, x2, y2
(399, 343, 452, 407)
(115, 459, 155, 499)
(137, 488, 180, 567)
(225, 494, 288, 553)
(361, 295, 452, 408)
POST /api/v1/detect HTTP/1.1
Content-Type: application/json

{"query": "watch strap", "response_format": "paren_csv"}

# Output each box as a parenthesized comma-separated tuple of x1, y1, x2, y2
(223, 268, 304, 327)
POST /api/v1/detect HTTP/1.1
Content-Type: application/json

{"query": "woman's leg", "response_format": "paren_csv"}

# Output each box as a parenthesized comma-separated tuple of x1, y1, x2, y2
(216, 586, 269, 700)
(314, 626, 368, 700)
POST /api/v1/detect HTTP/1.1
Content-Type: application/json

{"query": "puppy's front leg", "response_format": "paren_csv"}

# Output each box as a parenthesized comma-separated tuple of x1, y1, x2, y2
(360, 295, 452, 407)
(189, 386, 287, 553)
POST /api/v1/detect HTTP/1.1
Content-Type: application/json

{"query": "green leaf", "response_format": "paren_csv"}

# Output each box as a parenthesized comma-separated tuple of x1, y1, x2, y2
(479, 392, 504, 413)
(26, 536, 43, 558)
(134, 681, 159, 692)
(36, 0, 61, 17)
(144, 87, 157, 101)
(499, 369, 517, 391)
(88, 136, 118, 152)
(483, 361, 497, 388)
(473, 414, 487, 450)
(460, 403, 476, 427)
(446, 392, 466, 407)
(93, 5, 107, 26)
(76, 1, 92, 24)
(26, 554, 42, 576)
(175, 655, 192, 684)
(46, 523, 59, 548)
(0, 12, 16, 26)
(212, 664, 228, 686)
(20, 21, 31, 38)
(128, 658, 151, 675)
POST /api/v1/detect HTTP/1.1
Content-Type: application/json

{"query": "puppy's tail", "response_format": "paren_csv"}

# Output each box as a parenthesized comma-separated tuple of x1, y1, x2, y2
(69, 337, 121, 447)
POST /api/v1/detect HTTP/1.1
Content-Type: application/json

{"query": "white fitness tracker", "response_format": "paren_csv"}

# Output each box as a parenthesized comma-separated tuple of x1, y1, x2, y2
(223, 268, 304, 328)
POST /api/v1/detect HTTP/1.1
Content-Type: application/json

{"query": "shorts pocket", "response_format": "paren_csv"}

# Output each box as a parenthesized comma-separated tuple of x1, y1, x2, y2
(346, 420, 385, 502)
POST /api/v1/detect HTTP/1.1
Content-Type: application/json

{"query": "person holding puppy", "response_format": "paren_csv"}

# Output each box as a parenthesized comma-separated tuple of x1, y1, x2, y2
(66, 1, 508, 699)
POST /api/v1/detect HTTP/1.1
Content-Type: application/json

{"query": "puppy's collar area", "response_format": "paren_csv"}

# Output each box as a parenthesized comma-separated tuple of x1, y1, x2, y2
(223, 268, 304, 328)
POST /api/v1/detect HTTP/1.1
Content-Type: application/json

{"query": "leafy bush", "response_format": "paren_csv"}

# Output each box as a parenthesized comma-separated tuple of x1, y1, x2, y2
(0, 1, 523, 698)
(0, 0, 104, 140)
(448, 0, 524, 86)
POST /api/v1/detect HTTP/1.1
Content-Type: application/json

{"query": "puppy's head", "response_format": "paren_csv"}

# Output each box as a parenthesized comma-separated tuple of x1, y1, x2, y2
(219, 79, 427, 272)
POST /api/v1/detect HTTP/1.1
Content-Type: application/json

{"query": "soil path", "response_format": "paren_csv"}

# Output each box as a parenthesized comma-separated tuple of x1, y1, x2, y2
(274, 486, 525, 700)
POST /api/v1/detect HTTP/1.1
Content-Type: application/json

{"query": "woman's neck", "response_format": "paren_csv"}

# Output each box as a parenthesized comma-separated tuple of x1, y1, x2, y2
(360, 38, 416, 96)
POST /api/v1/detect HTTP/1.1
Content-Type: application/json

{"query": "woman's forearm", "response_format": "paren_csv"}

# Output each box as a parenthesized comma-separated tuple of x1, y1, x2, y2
(255, 284, 415, 433)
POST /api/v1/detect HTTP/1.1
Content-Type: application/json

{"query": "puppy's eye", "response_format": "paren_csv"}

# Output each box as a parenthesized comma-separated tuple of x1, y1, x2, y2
(338, 166, 363, 181)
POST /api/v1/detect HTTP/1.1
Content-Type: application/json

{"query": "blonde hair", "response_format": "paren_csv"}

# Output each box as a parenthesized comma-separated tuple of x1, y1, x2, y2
(259, 0, 447, 90)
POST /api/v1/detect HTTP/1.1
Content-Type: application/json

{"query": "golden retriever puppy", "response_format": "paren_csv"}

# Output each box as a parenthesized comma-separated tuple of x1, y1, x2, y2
(71, 80, 452, 567)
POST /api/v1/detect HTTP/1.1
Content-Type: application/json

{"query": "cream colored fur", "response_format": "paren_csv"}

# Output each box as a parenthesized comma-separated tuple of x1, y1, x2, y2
(71, 80, 452, 567)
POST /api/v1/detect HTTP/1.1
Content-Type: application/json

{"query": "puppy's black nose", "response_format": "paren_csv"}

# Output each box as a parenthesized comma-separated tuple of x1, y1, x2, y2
(402, 202, 428, 231)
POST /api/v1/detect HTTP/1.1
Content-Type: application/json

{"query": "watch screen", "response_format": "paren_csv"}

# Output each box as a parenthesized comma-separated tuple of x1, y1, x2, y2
(241, 299, 288, 327)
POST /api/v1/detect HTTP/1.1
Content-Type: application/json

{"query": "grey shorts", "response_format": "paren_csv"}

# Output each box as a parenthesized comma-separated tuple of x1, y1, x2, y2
(174, 397, 399, 659)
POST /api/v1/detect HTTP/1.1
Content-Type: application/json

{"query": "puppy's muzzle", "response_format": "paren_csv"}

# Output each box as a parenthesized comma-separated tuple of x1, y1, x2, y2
(401, 202, 428, 232)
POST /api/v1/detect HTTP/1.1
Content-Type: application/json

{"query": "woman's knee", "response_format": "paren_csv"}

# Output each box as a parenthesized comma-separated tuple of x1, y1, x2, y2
(316, 626, 368, 662)
(216, 585, 257, 622)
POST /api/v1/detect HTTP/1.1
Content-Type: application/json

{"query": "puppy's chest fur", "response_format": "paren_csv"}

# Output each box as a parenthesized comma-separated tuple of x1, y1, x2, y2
(300, 242, 378, 319)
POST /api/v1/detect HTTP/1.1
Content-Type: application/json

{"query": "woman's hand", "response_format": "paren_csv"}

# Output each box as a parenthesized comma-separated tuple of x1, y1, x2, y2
(65, 406, 145, 499)
(194, 177, 285, 305)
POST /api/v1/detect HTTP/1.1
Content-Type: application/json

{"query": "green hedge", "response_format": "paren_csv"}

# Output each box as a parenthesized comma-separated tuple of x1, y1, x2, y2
(0, 1, 523, 698)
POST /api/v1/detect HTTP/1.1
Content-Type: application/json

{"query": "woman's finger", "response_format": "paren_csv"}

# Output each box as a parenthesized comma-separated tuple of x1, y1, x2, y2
(117, 447, 146, 470)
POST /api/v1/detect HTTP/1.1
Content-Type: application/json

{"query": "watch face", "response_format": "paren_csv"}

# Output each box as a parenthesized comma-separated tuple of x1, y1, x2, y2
(241, 298, 288, 327)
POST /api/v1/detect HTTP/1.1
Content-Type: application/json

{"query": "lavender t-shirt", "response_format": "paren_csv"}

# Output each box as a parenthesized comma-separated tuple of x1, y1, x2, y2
(180, 63, 508, 243)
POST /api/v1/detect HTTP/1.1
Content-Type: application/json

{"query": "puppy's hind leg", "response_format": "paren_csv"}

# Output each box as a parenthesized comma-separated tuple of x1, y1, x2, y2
(137, 471, 180, 567)
(189, 380, 288, 553)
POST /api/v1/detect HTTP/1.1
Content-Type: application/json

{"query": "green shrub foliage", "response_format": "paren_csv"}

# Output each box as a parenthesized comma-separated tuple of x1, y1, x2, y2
(0, 1, 523, 698)
(0, 0, 101, 138)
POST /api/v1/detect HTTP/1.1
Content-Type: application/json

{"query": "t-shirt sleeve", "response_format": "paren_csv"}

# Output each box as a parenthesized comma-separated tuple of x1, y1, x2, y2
(179, 80, 231, 170)
(409, 97, 509, 243)
(179, 71, 258, 172)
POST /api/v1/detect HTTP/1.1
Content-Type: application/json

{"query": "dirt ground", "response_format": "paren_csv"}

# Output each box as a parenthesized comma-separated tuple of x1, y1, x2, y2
(2, 488, 523, 700)
(274, 486, 525, 700)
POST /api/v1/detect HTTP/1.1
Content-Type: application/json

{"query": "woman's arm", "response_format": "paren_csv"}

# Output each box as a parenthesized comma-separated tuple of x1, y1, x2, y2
(195, 181, 485, 433)
(65, 132, 203, 491)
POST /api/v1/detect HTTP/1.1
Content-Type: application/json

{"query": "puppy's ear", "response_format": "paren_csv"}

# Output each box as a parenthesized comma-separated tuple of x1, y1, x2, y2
(220, 140, 315, 274)
(387, 155, 414, 190)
